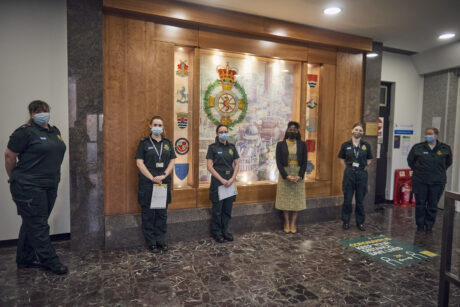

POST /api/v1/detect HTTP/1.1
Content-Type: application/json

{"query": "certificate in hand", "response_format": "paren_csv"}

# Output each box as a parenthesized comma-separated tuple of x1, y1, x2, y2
(150, 184, 167, 209)
(218, 182, 238, 201)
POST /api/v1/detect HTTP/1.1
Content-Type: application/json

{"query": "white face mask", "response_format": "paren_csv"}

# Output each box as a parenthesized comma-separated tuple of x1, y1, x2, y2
(33, 112, 50, 125)
(151, 126, 163, 135)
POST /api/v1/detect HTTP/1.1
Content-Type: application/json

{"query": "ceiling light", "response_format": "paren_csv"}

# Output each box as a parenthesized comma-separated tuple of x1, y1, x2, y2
(438, 33, 455, 40)
(323, 7, 341, 15)
(366, 53, 378, 58)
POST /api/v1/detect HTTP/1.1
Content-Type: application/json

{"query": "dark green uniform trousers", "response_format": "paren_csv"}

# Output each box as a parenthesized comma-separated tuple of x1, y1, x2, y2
(10, 182, 59, 266)
(140, 206, 167, 246)
(412, 181, 445, 229)
(211, 198, 233, 236)
(138, 184, 169, 246)
(342, 168, 368, 225)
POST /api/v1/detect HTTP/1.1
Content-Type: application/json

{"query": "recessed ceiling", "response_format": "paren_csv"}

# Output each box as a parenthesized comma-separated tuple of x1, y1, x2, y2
(180, 0, 460, 53)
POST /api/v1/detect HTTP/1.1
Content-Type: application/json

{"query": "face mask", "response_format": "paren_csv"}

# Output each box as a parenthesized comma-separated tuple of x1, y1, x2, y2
(151, 126, 163, 135)
(33, 112, 50, 126)
(218, 133, 228, 141)
(286, 132, 297, 139)
(353, 132, 363, 139)
(425, 135, 435, 143)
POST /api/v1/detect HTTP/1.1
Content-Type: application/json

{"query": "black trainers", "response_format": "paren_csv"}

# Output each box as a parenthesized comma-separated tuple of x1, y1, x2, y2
(425, 226, 433, 233)
(416, 225, 424, 232)
(223, 233, 234, 242)
(17, 260, 41, 269)
(213, 235, 225, 243)
(357, 224, 366, 231)
(44, 263, 68, 275)
(148, 245, 160, 253)
(342, 223, 350, 230)
(157, 244, 168, 252)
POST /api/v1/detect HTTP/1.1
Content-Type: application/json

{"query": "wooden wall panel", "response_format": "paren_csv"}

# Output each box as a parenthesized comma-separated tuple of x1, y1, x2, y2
(103, 0, 372, 51)
(317, 64, 336, 181)
(104, 14, 175, 215)
(331, 52, 364, 195)
(199, 28, 309, 62)
(308, 47, 337, 65)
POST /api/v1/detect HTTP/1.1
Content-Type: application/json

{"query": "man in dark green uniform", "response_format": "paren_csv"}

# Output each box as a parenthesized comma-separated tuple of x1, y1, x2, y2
(5, 100, 68, 274)
(407, 127, 452, 232)
(338, 123, 373, 231)
(206, 124, 240, 243)
(135, 116, 176, 253)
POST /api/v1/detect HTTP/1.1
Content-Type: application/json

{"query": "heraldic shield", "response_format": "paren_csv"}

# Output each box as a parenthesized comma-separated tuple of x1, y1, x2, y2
(175, 163, 189, 180)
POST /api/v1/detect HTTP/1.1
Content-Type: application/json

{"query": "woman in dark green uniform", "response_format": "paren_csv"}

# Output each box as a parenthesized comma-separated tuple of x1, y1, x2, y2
(206, 124, 239, 243)
(338, 123, 373, 231)
(135, 116, 176, 253)
(407, 127, 452, 232)
(5, 100, 68, 275)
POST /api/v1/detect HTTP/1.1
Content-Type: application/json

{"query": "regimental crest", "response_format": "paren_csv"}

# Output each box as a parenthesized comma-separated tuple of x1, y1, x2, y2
(204, 62, 248, 129)
(176, 86, 189, 104)
(437, 150, 442, 155)
(361, 145, 367, 151)
(307, 74, 318, 88)
(306, 117, 317, 133)
(163, 143, 170, 151)
(57, 135, 63, 141)
(306, 99, 317, 109)
(229, 148, 233, 156)
(306, 160, 315, 175)
(175, 163, 189, 180)
(176, 60, 189, 77)
(175, 138, 190, 155)
(176, 112, 188, 129)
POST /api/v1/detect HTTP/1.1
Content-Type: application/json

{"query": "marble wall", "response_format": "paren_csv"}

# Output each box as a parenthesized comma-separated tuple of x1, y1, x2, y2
(363, 42, 383, 210)
(67, 0, 104, 249)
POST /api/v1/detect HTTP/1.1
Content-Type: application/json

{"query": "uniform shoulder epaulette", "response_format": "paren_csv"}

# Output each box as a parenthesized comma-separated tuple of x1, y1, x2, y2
(20, 123, 31, 129)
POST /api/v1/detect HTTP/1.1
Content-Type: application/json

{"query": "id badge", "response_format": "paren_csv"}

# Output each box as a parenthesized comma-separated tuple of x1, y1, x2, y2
(156, 162, 164, 168)
(352, 162, 360, 168)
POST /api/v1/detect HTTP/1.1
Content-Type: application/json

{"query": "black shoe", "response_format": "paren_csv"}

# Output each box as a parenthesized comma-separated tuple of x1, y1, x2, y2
(44, 263, 68, 275)
(148, 245, 160, 253)
(157, 244, 168, 252)
(342, 223, 350, 230)
(425, 227, 433, 233)
(213, 235, 225, 243)
(223, 233, 234, 242)
(417, 225, 424, 232)
(17, 260, 41, 269)
(357, 224, 366, 231)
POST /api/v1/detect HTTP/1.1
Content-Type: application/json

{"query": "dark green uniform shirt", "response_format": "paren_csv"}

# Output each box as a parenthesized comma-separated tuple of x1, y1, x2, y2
(135, 136, 176, 185)
(338, 140, 373, 168)
(407, 141, 452, 184)
(206, 141, 239, 202)
(7, 122, 66, 187)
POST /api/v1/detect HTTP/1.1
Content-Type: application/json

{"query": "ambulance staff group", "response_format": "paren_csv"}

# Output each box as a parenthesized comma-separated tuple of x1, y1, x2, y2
(4, 100, 452, 275)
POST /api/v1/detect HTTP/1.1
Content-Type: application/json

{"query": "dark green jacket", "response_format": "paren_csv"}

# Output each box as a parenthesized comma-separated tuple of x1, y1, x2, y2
(407, 141, 452, 184)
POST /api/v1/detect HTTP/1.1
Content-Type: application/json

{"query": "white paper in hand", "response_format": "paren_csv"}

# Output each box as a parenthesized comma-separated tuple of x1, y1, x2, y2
(150, 184, 167, 209)
(218, 182, 237, 201)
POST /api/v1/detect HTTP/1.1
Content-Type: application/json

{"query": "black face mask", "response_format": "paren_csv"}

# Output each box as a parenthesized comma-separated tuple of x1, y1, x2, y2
(286, 132, 297, 139)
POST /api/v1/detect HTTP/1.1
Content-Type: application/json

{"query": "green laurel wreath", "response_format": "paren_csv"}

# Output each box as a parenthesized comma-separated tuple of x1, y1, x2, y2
(203, 79, 248, 129)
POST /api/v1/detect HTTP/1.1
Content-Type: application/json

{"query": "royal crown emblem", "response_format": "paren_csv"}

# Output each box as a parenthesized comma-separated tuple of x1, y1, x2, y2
(204, 62, 248, 128)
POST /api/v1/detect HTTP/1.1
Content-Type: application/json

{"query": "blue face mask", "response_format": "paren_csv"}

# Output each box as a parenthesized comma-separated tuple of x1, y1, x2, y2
(33, 112, 50, 125)
(151, 126, 163, 135)
(219, 133, 228, 141)
(425, 135, 435, 143)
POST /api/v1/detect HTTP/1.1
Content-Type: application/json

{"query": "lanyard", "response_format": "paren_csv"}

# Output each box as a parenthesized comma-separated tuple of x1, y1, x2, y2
(149, 137, 163, 161)
(353, 145, 360, 160)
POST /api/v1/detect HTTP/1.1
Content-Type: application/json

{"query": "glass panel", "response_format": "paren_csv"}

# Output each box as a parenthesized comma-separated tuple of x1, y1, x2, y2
(173, 46, 194, 188)
(199, 51, 301, 185)
(305, 64, 320, 181)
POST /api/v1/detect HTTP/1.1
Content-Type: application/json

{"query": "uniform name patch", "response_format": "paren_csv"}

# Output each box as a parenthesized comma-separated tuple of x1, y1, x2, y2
(423, 152, 429, 154)
(217, 152, 223, 155)
(40, 137, 47, 140)
(148, 146, 154, 150)
(346, 146, 352, 150)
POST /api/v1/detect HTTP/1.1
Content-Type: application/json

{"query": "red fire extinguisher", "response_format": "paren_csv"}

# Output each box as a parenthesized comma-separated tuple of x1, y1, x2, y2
(399, 181, 411, 205)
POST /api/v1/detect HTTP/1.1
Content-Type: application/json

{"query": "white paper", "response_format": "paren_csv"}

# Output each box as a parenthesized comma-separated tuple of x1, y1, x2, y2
(218, 183, 238, 201)
(150, 184, 167, 209)
(401, 135, 411, 156)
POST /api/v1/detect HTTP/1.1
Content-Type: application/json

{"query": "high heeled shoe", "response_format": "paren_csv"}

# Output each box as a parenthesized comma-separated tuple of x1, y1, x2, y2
(290, 227, 297, 234)
(284, 226, 291, 233)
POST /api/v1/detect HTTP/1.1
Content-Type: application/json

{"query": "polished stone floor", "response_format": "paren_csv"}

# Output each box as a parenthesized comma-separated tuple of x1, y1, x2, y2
(1, 205, 459, 306)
